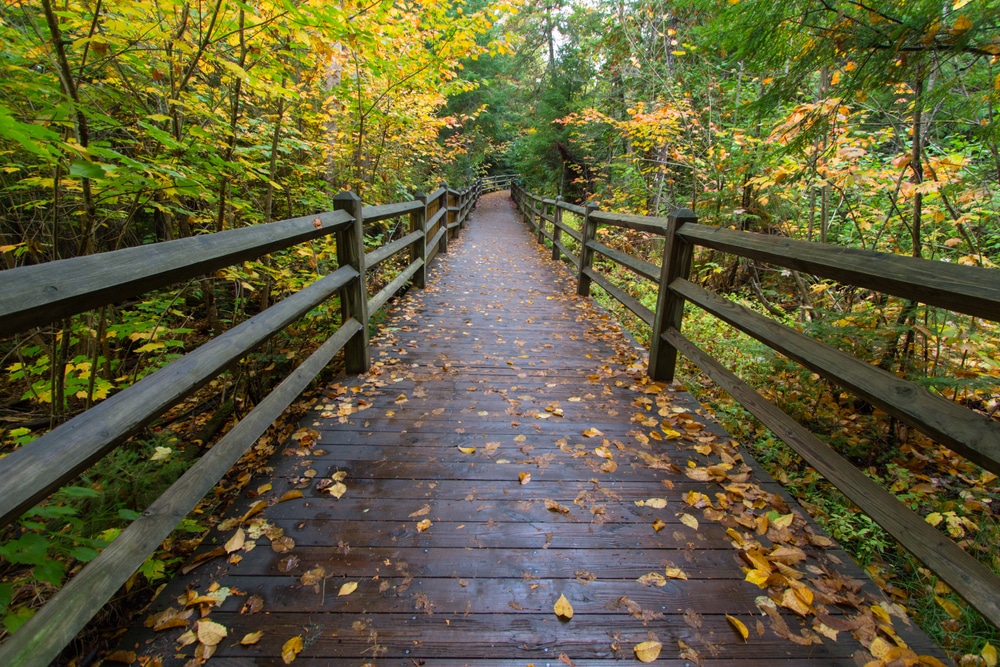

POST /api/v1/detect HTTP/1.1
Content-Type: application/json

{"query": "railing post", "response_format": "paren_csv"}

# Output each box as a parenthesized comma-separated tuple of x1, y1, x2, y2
(410, 191, 428, 289)
(552, 198, 563, 262)
(577, 201, 598, 296)
(447, 188, 458, 237)
(333, 191, 370, 374)
(437, 200, 449, 256)
(649, 208, 697, 381)
(536, 199, 545, 245)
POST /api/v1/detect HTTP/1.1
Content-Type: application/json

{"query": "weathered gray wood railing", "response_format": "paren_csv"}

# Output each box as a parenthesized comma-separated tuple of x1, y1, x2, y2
(0, 181, 481, 666)
(480, 173, 518, 193)
(511, 181, 1000, 629)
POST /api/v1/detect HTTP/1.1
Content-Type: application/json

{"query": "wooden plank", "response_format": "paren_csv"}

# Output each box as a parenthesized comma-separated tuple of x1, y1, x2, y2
(678, 223, 1000, 322)
(672, 277, 1000, 475)
(649, 210, 696, 381)
(426, 186, 448, 206)
(362, 200, 422, 223)
(560, 201, 586, 215)
(0, 265, 358, 528)
(0, 210, 353, 337)
(426, 205, 447, 230)
(584, 267, 654, 325)
(363, 230, 422, 269)
(591, 209, 669, 235)
(0, 320, 362, 667)
(427, 227, 446, 256)
(663, 327, 1000, 628)
(367, 258, 423, 314)
(588, 239, 660, 282)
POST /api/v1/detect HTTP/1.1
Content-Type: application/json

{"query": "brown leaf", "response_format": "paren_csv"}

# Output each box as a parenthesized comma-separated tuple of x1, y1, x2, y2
(416, 519, 432, 532)
(241, 594, 264, 614)
(545, 499, 571, 514)
(103, 650, 137, 664)
(408, 504, 432, 518)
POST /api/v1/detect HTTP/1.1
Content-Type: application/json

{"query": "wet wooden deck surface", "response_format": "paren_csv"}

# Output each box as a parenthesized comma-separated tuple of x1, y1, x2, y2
(119, 191, 947, 665)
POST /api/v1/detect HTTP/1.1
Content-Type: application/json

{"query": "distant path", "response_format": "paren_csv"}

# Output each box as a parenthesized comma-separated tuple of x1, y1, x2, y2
(120, 191, 945, 665)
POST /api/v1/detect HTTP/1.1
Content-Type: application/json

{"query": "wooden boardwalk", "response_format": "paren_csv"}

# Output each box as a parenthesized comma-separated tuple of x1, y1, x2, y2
(119, 192, 946, 665)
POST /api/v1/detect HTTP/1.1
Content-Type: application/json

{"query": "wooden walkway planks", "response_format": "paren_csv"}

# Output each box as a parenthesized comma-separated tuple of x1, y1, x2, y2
(118, 191, 948, 666)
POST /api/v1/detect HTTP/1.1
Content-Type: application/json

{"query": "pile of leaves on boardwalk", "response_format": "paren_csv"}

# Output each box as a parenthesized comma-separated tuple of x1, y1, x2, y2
(123, 283, 947, 666)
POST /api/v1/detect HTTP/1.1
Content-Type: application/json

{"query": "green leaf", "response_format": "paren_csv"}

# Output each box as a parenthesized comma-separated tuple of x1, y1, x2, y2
(0, 533, 49, 565)
(33, 559, 66, 586)
(118, 508, 142, 521)
(58, 485, 101, 498)
(69, 546, 100, 563)
(69, 160, 105, 179)
(3, 607, 35, 634)
(0, 583, 13, 609)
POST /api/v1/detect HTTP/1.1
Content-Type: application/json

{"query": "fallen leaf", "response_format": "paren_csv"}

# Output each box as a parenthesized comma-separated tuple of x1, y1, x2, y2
(582, 427, 603, 437)
(241, 595, 264, 614)
(545, 499, 571, 514)
(224, 529, 245, 554)
(645, 498, 667, 509)
(634, 640, 662, 662)
(328, 481, 347, 498)
(652, 518, 666, 532)
(594, 446, 612, 459)
(554, 593, 574, 620)
(458, 445, 476, 454)
(338, 581, 358, 596)
(679, 514, 699, 531)
(637, 572, 667, 587)
(983, 642, 998, 667)
(726, 614, 749, 641)
(301, 566, 326, 587)
(331, 470, 347, 481)
(282, 635, 303, 664)
(664, 567, 688, 580)
(934, 595, 963, 619)
(103, 650, 137, 664)
(519, 472, 531, 485)
(240, 631, 264, 645)
(408, 504, 432, 518)
(279, 490, 303, 503)
(417, 519, 432, 532)
(196, 619, 228, 646)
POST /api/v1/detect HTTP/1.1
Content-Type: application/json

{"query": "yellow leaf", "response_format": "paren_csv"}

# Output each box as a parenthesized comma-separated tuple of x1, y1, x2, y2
(240, 631, 264, 645)
(224, 529, 245, 554)
(925, 512, 944, 526)
(652, 518, 666, 532)
(934, 595, 963, 619)
(457, 446, 476, 454)
(953, 0, 971, 9)
(645, 498, 667, 509)
(726, 614, 749, 641)
(196, 619, 228, 646)
(282, 635, 303, 664)
(679, 514, 699, 531)
(662, 429, 681, 439)
(416, 519, 432, 532)
(331, 471, 347, 481)
(338, 581, 358, 596)
(953, 14, 972, 34)
(519, 472, 531, 485)
(328, 481, 347, 498)
(745, 569, 770, 588)
(554, 593, 574, 620)
(771, 513, 794, 529)
(983, 642, 998, 667)
(869, 636, 892, 659)
(582, 427, 603, 437)
(594, 446, 612, 459)
(831, 71, 841, 85)
(279, 490, 303, 503)
(664, 567, 688, 580)
(634, 640, 662, 662)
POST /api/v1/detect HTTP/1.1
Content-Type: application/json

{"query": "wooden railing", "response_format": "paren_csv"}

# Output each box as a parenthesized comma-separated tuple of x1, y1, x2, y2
(511, 181, 1000, 629)
(480, 173, 518, 193)
(0, 181, 481, 666)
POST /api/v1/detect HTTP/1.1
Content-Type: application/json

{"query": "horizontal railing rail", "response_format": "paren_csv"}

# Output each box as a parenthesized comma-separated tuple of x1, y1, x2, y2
(0, 180, 481, 667)
(511, 180, 1000, 630)
(480, 173, 518, 193)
